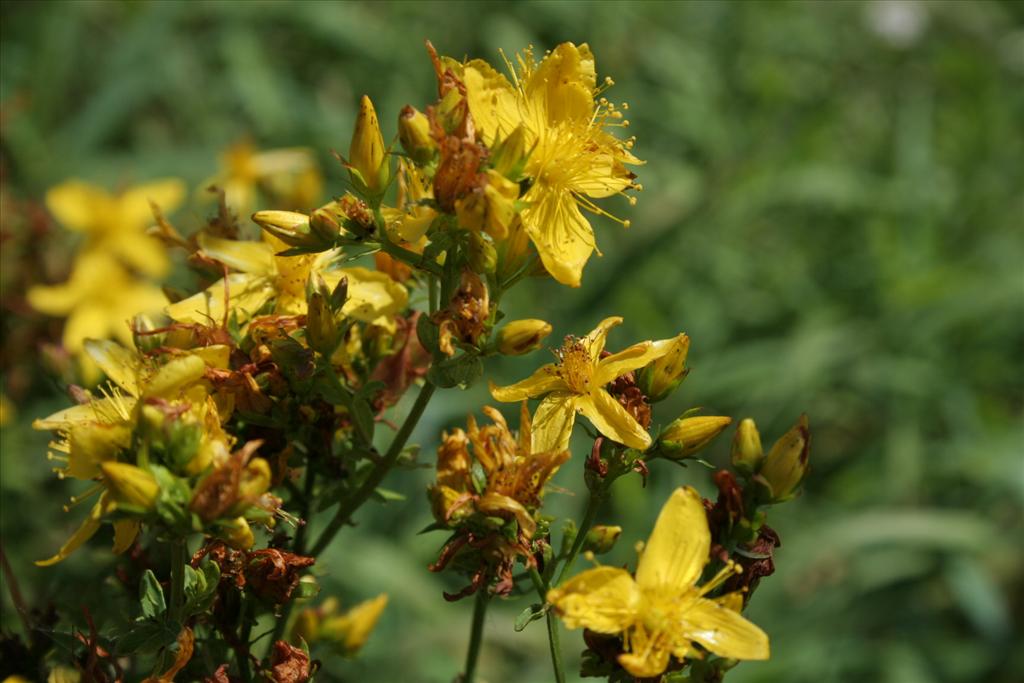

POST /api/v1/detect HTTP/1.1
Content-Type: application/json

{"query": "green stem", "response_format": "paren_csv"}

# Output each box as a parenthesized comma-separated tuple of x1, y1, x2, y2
(168, 539, 187, 624)
(238, 599, 253, 682)
(462, 589, 489, 683)
(309, 381, 438, 556)
(267, 466, 318, 652)
(529, 567, 566, 683)
(554, 492, 603, 585)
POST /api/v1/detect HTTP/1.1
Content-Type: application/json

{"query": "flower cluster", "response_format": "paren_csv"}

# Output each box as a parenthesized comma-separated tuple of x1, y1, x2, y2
(22, 40, 810, 683)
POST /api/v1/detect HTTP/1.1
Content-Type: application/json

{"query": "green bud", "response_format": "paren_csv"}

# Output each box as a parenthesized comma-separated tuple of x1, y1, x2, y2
(582, 525, 622, 555)
(660, 415, 732, 458)
(306, 290, 339, 355)
(466, 230, 497, 274)
(100, 462, 159, 510)
(731, 418, 764, 476)
(759, 415, 810, 503)
(489, 125, 530, 180)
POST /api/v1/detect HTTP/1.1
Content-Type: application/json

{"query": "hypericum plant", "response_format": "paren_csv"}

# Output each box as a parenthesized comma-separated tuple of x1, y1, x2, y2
(23, 40, 810, 683)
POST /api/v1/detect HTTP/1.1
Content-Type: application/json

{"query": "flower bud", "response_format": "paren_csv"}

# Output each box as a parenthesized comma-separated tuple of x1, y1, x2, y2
(349, 95, 388, 197)
(307, 290, 339, 355)
(219, 516, 255, 550)
(638, 333, 689, 402)
(660, 415, 732, 458)
(252, 210, 320, 249)
(100, 462, 159, 510)
(730, 418, 764, 475)
(582, 525, 622, 555)
(490, 125, 530, 179)
(398, 105, 436, 165)
(238, 458, 272, 503)
(759, 415, 810, 502)
(496, 319, 552, 356)
(466, 230, 497, 274)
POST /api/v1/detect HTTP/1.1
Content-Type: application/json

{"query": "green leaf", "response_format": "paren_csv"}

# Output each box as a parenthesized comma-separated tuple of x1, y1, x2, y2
(139, 569, 166, 620)
(427, 353, 483, 389)
(372, 487, 407, 502)
(514, 603, 548, 632)
(117, 619, 181, 655)
(416, 314, 440, 355)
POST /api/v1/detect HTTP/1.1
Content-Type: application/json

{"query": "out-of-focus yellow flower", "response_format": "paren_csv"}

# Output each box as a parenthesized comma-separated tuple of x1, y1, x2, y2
(294, 594, 388, 656)
(461, 43, 641, 286)
(547, 487, 769, 678)
(489, 317, 670, 452)
(27, 253, 167, 353)
(165, 233, 407, 329)
(212, 142, 321, 213)
(0, 392, 13, 426)
(45, 178, 184, 276)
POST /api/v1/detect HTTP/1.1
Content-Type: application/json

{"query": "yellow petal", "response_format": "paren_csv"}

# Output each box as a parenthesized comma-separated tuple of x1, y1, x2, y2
(523, 190, 595, 288)
(636, 487, 710, 592)
(143, 354, 207, 399)
(594, 340, 669, 387)
(198, 233, 276, 275)
(682, 597, 770, 660)
(36, 498, 105, 566)
(26, 282, 84, 315)
(165, 274, 273, 324)
(33, 398, 133, 431)
(112, 519, 140, 554)
(571, 153, 635, 198)
(109, 232, 170, 277)
(618, 647, 671, 679)
(45, 180, 109, 233)
(118, 178, 186, 228)
(463, 62, 521, 145)
(530, 392, 578, 453)
(488, 364, 566, 402)
(63, 305, 113, 353)
(477, 492, 536, 538)
(526, 42, 596, 124)
(576, 390, 651, 450)
(333, 267, 409, 323)
(581, 316, 622, 358)
(84, 339, 143, 396)
(547, 566, 639, 633)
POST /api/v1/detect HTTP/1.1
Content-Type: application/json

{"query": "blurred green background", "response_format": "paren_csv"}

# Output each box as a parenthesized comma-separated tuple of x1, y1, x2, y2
(2, 1, 1022, 681)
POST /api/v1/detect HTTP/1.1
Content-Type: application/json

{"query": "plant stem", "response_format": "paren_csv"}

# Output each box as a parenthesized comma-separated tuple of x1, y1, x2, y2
(267, 466, 318, 652)
(463, 589, 489, 683)
(238, 599, 253, 682)
(528, 567, 566, 683)
(168, 539, 187, 624)
(554, 491, 602, 585)
(544, 610, 566, 683)
(0, 543, 32, 637)
(309, 381, 437, 556)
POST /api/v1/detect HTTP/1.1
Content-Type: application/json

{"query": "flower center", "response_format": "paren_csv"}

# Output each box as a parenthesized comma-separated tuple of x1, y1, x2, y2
(557, 338, 593, 394)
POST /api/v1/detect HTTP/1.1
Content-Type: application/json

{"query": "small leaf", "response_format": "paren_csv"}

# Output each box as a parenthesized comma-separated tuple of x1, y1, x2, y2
(117, 619, 180, 655)
(140, 570, 166, 620)
(514, 603, 548, 632)
(372, 487, 406, 502)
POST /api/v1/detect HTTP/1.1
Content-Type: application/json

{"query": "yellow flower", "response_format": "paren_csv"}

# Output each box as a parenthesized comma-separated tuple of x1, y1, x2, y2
(33, 340, 229, 565)
(211, 141, 321, 213)
(297, 594, 389, 656)
(45, 178, 184, 276)
(165, 233, 407, 329)
(27, 252, 168, 353)
(461, 43, 641, 286)
(489, 317, 669, 452)
(547, 487, 769, 678)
